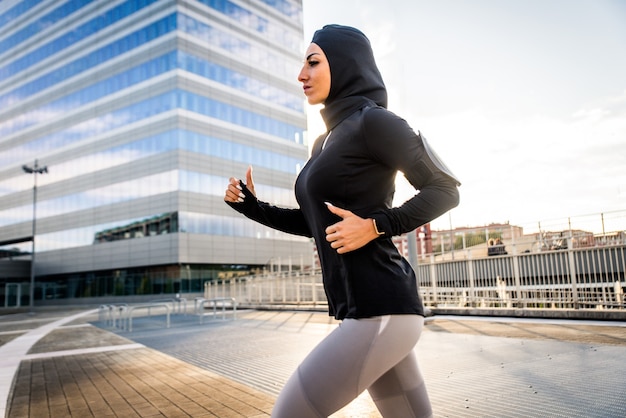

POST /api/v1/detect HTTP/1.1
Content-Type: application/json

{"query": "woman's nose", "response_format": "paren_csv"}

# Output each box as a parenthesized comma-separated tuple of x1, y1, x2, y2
(297, 67, 307, 82)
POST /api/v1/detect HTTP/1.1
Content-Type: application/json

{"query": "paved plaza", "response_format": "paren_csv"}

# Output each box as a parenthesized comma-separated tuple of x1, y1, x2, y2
(1, 307, 625, 417)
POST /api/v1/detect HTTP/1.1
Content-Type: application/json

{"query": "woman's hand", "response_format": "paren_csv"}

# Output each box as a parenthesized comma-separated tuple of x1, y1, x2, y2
(224, 166, 256, 203)
(324, 203, 380, 254)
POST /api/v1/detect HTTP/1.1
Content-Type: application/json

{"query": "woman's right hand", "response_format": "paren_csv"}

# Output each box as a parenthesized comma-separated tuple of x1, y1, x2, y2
(224, 166, 256, 203)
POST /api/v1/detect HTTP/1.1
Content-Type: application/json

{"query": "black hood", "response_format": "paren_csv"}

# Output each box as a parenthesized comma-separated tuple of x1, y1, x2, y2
(311, 24, 387, 131)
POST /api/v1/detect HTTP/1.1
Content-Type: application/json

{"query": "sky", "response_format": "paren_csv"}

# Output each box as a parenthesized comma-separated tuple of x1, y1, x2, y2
(301, 0, 626, 233)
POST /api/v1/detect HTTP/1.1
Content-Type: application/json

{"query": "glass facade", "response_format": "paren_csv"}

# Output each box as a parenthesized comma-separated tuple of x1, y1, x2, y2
(0, 0, 311, 304)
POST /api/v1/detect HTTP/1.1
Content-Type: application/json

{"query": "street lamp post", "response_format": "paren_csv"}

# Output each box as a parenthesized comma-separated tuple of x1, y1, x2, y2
(22, 159, 48, 312)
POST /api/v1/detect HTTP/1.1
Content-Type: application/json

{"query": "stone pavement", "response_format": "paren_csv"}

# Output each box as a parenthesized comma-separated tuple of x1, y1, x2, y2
(1, 307, 625, 418)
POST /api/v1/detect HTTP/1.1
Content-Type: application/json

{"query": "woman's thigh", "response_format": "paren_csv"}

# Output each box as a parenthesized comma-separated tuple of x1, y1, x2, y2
(272, 315, 423, 418)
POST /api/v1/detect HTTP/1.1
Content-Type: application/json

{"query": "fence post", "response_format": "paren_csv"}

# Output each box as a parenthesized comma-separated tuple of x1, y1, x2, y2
(567, 237, 579, 308)
(467, 258, 475, 306)
(512, 253, 522, 308)
(282, 277, 286, 303)
(296, 276, 301, 303)
(429, 255, 438, 306)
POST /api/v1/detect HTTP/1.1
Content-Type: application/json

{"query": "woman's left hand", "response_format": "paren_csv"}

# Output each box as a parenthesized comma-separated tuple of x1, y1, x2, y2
(324, 203, 379, 254)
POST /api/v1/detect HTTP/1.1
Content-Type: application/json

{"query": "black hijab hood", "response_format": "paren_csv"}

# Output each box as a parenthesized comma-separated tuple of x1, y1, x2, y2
(311, 24, 387, 131)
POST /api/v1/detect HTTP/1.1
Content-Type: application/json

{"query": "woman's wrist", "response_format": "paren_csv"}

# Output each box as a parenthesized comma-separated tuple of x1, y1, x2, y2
(371, 218, 385, 236)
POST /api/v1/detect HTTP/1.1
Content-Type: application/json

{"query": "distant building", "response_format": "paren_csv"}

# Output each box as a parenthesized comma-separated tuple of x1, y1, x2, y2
(431, 223, 524, 253)
(392, 224, 433, 260)
(0, 0, 311, 303)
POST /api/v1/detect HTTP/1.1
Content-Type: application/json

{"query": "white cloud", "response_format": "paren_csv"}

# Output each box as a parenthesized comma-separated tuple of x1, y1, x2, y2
(405, 95, 626, 230)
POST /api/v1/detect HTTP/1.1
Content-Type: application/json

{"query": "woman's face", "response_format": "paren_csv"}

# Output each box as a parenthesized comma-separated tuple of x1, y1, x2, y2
(298, 43, 331, 105)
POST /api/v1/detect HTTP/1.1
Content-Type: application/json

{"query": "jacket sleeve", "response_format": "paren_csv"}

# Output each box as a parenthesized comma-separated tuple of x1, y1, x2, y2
(225, 180, 313, 238)
(363, 108, 461, 236)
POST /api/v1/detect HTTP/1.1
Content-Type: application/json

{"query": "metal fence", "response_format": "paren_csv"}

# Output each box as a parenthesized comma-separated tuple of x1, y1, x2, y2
(205, 271, 327, 309)
(416, 242, 625, 309)
(205, 241, 626, 312)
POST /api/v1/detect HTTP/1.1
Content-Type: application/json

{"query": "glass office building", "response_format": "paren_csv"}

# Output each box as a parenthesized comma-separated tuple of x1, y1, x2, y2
(0, 0, 312, 303)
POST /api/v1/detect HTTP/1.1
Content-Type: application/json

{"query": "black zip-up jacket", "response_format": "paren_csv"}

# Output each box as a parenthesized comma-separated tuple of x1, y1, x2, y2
(227, 103, 460, 319)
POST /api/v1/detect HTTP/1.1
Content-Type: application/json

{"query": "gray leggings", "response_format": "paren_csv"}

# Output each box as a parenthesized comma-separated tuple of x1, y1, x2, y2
(272, 314, 432, 418)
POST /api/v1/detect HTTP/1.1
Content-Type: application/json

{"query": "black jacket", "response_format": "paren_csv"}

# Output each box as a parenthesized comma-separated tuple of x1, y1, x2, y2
(227, 103, 459, 319)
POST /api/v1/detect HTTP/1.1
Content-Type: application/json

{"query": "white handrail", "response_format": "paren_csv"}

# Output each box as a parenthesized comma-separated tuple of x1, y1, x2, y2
(98, 304, 128, 328)
(125, 303, 170, 332)
(197, 297, 237, 323)
(149, 297, 187, 315)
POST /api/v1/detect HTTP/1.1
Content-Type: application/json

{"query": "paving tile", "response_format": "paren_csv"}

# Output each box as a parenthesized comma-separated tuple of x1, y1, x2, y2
(130, 402, 163, 416)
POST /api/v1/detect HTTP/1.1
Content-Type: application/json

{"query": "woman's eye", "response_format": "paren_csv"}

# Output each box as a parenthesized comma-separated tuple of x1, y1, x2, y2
(308, 60, 319, 67)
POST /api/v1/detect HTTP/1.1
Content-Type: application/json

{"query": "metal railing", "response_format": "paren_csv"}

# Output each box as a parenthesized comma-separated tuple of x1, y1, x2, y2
(99, 303, 128, 328)
(149, 297, 188, 314)
(418, 240, 625, 310)
(205, 271, 326, 309)
(204, 241, 626, 312)
(195, 297, 238, 323)
(124, 303, 171, 332)
(97, 297, 238, 331)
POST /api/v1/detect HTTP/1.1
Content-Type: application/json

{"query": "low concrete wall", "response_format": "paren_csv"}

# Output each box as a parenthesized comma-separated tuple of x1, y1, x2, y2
(430, 307, 626, 321)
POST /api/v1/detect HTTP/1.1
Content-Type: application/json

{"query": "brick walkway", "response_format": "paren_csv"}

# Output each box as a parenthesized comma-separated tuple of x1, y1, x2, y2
(1, 308, 626, 417)
(10, 348, 274, 417)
